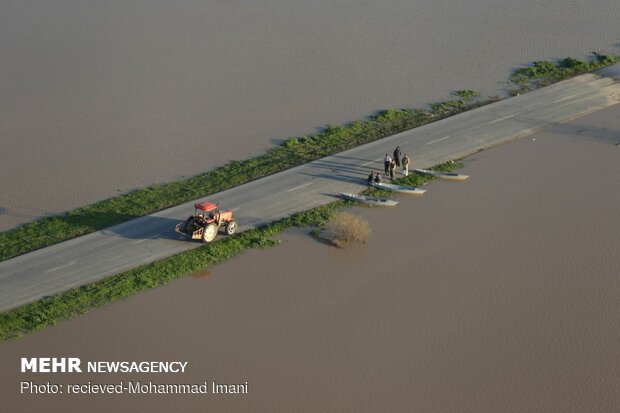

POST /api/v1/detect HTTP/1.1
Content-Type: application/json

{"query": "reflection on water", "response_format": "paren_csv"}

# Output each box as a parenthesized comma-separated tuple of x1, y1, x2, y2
(191, 270, 212, 279)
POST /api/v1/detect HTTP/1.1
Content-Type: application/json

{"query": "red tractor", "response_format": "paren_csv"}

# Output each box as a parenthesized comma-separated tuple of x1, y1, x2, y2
(175, 201, 237, 243)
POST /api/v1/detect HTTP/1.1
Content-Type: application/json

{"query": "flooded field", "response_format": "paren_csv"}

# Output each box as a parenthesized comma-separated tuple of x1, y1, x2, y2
(2, 0, 620, 228)
(2, 105, 620, 412)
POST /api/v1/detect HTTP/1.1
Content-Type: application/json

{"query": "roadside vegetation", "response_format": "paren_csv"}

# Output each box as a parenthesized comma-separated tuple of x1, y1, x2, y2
(0, 91, 487, 262)
(0, 53, 617, 339)
(508, 53, 619, 95)
(0, 160, 464, 341)
(1, 52, 617, 262)
(325, 212, 372, 247)
(0, 202, 344, 341)
(363, 160, 463, 199)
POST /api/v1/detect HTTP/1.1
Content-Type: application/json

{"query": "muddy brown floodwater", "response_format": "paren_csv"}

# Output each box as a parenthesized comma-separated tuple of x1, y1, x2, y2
(2, 105, 620, 412)
(2, 0, 620, 229)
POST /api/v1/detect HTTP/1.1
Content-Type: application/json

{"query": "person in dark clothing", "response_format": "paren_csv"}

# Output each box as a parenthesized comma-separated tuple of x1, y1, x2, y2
(393, 146, 402, 167)
(367, 171, 375, 185)
(374, 172, 382, 183)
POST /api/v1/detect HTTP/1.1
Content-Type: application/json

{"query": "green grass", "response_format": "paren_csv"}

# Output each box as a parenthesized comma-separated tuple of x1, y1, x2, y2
(0, 97, 493, 262)
(454, 89, 480, 100)
(0, 161, 466, 341)
(509, 53, 619, 92)
(1, 53, 618, 339)
(364, 160, 463, 198)
(4, 53, 616, 262)
(0, 201, 347, 341)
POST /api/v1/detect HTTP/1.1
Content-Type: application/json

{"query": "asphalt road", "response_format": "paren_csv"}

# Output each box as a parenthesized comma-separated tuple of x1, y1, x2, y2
(1, 65, 619, 312)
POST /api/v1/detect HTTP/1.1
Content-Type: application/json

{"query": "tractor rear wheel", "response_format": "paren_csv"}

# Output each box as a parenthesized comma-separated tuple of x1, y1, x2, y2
(225, 220, 237, 235)
(202, 223, 218, 243)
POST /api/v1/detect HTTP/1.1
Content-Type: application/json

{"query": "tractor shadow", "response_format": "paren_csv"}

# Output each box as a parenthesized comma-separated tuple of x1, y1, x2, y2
(100, 215, 187, 241)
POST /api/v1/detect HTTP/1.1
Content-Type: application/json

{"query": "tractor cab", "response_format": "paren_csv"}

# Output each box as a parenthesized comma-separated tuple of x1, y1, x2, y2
(194, 201, 219, 223)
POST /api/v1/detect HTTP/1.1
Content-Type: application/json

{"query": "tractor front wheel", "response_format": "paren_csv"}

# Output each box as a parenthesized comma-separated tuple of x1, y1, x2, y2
(202, 223, 218, 243)
(225, 220, 237, 235)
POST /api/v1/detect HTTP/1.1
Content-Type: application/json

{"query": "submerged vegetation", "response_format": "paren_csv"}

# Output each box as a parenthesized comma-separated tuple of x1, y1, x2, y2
(0, 160, 463, 341)
(508, 53, 619, 95)
(326, 212, 372, 247)
(363, 160, 463, 198)
(0, 202, 345, 341)
(2, 53, 617, 261)
(0, 53, 617, 339)
(1, 92, 487, 262)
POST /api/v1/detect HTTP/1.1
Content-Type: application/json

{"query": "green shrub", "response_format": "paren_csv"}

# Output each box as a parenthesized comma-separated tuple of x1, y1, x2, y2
(327, 212, 371, 247)
(454, 89, 480, 100)
(510, 53, 619, 87)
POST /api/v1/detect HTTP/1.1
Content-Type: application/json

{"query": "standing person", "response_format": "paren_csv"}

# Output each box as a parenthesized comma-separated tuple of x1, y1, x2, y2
(393, 146, 402, 167)
(389, 160, 396, 180)
(402, 154, 410, 176)
(383, 154, 392, 176)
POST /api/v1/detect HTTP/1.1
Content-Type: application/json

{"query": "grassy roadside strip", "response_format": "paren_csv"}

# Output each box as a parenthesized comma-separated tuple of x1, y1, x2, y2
(0, 162, 461, 341)
(0, 202, 343, 341)
(1, 53, 617, 262)
(508, 53, 619, 95)
(0, 92, 490, 262)
(364, 161, 464, 198)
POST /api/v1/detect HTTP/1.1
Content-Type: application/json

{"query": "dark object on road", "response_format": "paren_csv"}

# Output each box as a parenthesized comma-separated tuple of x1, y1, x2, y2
(175, 201, 237, 243)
